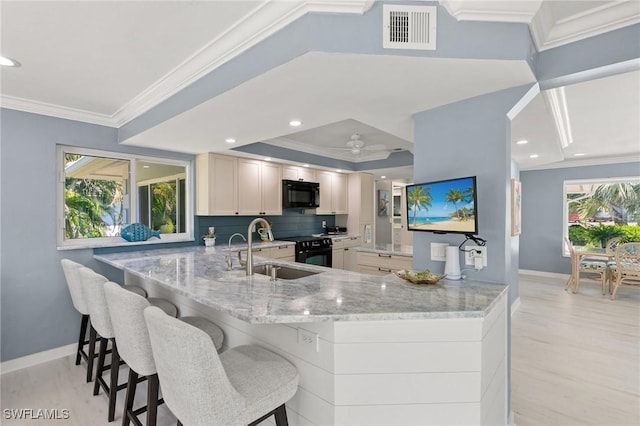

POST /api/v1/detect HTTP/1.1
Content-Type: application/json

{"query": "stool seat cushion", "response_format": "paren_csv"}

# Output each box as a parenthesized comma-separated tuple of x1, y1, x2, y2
(221, 345, 298, 424)
(123, 285, 147, 297)
(179, 317, 224, 351)
(147, 298, 178, 318)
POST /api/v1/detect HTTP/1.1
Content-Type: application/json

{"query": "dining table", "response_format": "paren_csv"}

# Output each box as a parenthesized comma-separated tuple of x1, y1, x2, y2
(566, 246, 615, 293)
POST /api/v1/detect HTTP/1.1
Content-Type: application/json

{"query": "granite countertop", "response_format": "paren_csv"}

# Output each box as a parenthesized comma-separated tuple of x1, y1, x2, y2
(95, 246, 506, 324)
(357, 244, 414, 257)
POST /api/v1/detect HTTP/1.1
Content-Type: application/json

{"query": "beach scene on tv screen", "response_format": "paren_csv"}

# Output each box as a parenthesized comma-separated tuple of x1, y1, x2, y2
(407, 177, 476, 233)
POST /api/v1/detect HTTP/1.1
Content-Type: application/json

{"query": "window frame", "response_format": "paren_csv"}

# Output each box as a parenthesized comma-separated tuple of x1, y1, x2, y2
(57, 145, 194, 250)
(562, 176, 640, 256)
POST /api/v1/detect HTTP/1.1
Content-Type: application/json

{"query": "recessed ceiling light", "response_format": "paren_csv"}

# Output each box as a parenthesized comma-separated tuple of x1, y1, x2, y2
(142, 165, 150, 169)
(264, 157, 272, 161)
(0, 55, 21, 67)
(516, 139, 528, 145)
(381, 176, 386, 179)
(529, 154, 539, 159)
(573, 153, 586, 157)
(225, 138, 236, 144)
(303, 164, 309, 168)
(289, 120, 302, 127)
(335, 169, 342, 172)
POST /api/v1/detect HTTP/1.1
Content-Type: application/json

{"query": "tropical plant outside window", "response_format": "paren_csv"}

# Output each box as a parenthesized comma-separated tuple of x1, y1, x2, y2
(564, 178, 640, 254)
(59, 146, 191, 247)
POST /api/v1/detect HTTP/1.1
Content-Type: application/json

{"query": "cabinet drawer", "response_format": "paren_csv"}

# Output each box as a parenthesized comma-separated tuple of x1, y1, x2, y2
(269, 245, 295, 259)
(357, 252, 413, 271)
(332, 239, 344, 249)
(343, 236, 360, 248)
(359, 265, 393, 276)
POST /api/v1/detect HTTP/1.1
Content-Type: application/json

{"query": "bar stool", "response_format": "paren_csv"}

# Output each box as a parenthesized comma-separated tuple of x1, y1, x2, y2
(61, 259, 147, 383)
(78, 266, 177, 422)
(144, 306, 299, 426)
(103, 282, 224, 426)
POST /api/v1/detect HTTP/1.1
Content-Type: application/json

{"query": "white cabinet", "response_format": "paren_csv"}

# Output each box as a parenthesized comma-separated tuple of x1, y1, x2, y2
(357, 251, 413, 275)
(317, 171, 348, 214)
(197, 154, 281, 216)
(345, 173, 374, 248)
(282, 165, 316, 183)
(237, 159, 282, 216)
(268, 244, 295, 262)
(196, 154, 238, 216)
(332, 236, 360, 271)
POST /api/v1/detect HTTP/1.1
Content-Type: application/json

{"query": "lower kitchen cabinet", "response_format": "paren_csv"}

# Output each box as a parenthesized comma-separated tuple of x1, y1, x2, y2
(332, 237, 360, 271)
(357, 251, 413, 275)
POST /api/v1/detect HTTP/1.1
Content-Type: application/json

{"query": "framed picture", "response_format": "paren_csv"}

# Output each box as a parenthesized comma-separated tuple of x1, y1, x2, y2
(378, 190, 389, 216)
(511, 179, 522, 236)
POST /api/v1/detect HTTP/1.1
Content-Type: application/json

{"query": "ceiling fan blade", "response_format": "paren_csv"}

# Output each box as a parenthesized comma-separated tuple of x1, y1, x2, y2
(363, 144, 390, 151)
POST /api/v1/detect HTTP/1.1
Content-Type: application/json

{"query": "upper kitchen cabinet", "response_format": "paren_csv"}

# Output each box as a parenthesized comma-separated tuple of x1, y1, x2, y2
(282, 165, 317, 183)
(316, 171, 348, 215)
(196, 154, 281, 216)
(196, 153, 238, 216)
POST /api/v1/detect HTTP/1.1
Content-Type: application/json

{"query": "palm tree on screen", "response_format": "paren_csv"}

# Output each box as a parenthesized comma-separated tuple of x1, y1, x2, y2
(446, 189, 465, 220)
(407, 186, 432, 226)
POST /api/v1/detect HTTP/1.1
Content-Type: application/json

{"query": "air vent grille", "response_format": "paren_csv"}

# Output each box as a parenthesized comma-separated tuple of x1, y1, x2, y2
(383, 5, 437, 50)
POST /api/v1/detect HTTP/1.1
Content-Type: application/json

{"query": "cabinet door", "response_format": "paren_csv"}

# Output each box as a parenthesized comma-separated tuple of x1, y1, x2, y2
(282, 166, 299, 181)
(298, 167, 317, 183)
(358, 265, 390, 276)
(200, 154, 238, 216)
(343, 247, 358, 271)
(237, 159, 262, 215)
(316, 171, 334, 214)
(332, 248, 344, 269)
(332, 173, 348, 214)
(261, 162, 282, 215)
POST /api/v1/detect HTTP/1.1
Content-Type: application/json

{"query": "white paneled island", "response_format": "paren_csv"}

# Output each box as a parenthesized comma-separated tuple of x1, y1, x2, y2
(95, 246, 508, 426)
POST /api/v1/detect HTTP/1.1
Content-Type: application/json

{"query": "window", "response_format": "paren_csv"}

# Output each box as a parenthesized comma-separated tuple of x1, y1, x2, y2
(563, 177, 640, 255)
(58, 146, 192, 249)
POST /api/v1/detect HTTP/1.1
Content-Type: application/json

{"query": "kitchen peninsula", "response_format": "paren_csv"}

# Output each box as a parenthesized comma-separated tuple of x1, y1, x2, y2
(96, 246, 508, 426)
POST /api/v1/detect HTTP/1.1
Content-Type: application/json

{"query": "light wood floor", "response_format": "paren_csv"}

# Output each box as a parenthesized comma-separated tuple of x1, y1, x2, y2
(512, 273, 640, 426)
(1, 273, 638, 426)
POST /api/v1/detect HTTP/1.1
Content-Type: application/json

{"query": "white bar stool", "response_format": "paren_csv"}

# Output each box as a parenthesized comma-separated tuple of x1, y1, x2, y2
(144, 306, 299, 426)
(103, 281, 224, 426)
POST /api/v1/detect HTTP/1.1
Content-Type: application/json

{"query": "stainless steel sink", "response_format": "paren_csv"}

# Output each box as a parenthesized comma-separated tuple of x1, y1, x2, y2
(253, 263, 320, 280)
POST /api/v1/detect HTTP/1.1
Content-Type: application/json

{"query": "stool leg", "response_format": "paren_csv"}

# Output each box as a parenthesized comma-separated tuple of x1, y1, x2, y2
(108, 339, 121, 422)
(94, 337, 108, 396)
(87, 325, 97, 383)
(146, 374, 159, 426)
(274, 404, 289, 426)
(123, 369, 139, 426)
(76, 315, 89, 365)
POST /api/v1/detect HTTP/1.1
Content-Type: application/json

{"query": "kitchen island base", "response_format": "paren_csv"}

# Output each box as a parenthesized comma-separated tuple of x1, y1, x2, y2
(125, 272, 507, 426)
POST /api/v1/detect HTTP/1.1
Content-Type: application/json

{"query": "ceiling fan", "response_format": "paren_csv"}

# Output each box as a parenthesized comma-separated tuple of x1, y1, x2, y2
(328, 133, 391, 155)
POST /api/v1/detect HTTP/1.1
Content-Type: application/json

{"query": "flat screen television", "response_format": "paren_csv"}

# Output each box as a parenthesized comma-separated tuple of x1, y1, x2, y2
(405, 176, 478, 234)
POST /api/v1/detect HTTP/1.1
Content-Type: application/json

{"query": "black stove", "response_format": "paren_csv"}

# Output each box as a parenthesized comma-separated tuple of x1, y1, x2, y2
(279, 236, 332, 266)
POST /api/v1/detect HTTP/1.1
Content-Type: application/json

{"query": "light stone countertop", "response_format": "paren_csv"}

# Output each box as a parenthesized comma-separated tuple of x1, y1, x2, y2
(357, 243, 414, 257)
(95, 246, 506, 324)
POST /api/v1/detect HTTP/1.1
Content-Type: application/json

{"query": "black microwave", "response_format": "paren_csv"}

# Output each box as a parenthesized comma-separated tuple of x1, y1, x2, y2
(282, 180, 320, 209)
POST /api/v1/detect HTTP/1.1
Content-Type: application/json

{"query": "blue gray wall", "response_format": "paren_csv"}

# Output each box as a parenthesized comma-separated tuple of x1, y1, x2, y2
(0, 108, 194, 362)
(520, 162, 639, 274)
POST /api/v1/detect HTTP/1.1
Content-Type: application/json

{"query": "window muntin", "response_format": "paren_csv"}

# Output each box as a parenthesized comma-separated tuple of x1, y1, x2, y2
(58, 146, 192, 249)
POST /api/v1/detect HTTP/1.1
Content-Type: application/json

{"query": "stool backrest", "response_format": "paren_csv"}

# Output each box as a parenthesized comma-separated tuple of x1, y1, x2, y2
(61, 259, 89, 315)
(144, 306, 244, 425)
(103, 281, 156, 376)
(78, 267, 114, 339)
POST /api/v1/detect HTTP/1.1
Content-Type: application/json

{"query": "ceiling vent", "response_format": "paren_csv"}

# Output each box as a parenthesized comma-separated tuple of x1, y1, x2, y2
(383, 4, 437, 51)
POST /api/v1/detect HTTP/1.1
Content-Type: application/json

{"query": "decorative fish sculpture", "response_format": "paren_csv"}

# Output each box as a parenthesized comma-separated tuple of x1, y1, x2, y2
(120, 223, 161, 242)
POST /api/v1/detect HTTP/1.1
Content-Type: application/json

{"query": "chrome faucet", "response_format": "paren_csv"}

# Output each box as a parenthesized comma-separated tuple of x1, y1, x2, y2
(227, 232, 247, 270)
(246, 217, 273, 276)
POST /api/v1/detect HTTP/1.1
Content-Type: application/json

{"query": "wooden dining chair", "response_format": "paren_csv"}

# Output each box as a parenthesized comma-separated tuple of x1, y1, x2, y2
(610, 243, 640, 300)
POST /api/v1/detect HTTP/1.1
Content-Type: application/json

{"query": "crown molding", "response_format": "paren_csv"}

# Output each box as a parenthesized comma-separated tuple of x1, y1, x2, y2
(531, 0, 640, 52)
(522, 154, 640, 171)
(440, 0, 542, 23)
(110, 0, 374, 127)
(0, 95, 117, 127)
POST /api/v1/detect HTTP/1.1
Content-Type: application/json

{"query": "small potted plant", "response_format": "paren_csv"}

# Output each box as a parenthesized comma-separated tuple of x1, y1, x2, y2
(203, 227, 216, 247)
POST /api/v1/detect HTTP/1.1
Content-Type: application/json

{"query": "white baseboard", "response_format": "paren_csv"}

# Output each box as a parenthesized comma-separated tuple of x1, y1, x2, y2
(509, 410, 516, 426)
(510, 297, 521, 316)
(1, 343, 76, 375)
(519, 269, 570, 280)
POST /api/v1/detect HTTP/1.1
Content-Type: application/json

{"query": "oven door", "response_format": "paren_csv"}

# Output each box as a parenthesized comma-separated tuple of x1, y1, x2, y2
(297, 247, 332, 267)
